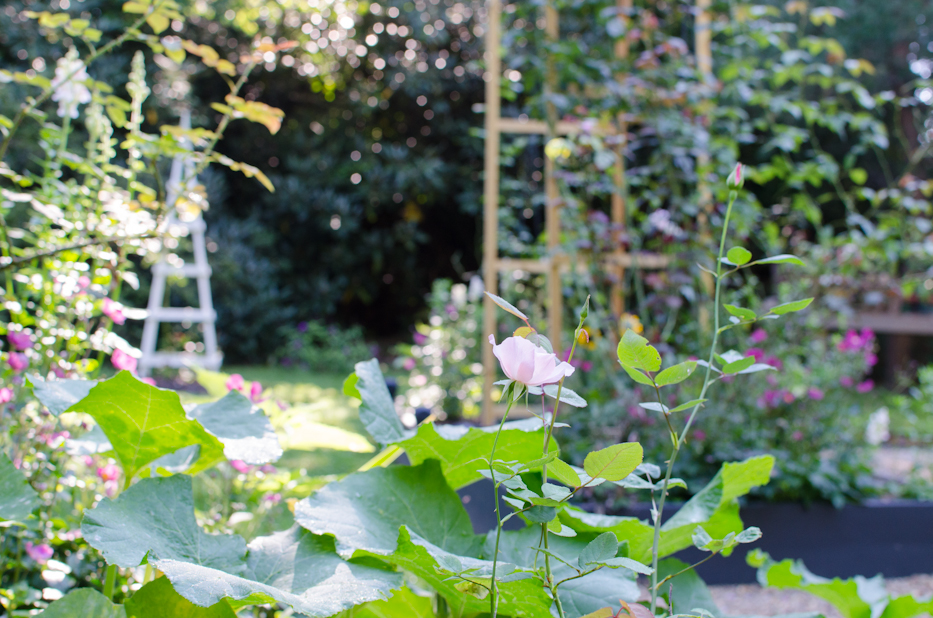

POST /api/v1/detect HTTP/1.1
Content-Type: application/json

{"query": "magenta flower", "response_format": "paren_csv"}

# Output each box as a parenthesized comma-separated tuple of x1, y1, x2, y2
(791, 430, 804, 442)
(230, 460, 252, 474)
(745, 348, 765, 361)
(111, 349, 137, 373)
(249, 381, 265, 403)
(838, 328, 875, 353)
(8, 353, 28, 372)
(0, 387, 12, 403)
(488, 335, 575, 387)
(97, 463, 119, 482)
(693, 429, 706, 442)
(857, 379, 874, 393)
(263, 492, 282, 505)
(865, 352, 878, 367)
(8, 331, 32, 351)
(840, 376, 854, 388)
(101, 298, 126, 325)
(25, 542, 53, 564)
(748, 329, 767, 344)
(413, 332, 428, 345)
(807, 387, 825, 401)
(226, 374, 245, 392)
(402, 357, 416, 371)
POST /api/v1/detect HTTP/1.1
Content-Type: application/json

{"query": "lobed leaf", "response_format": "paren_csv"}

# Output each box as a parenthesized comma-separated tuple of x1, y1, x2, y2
(350, 359, 407, 446)
(28, 374, 96, 416)
(123, 577, 236, 618)
(186, 391, 282, 465)
(38, 588, 125, 618)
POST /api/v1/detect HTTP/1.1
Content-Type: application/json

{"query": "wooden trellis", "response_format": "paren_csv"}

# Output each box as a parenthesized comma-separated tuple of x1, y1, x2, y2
(479, 0, 712, 424)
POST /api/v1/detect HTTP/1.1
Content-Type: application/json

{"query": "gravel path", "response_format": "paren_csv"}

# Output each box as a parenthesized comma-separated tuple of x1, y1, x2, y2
(710, 574, 933, 617)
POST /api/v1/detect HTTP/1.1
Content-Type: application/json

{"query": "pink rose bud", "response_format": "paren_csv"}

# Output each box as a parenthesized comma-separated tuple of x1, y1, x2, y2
(8, 331, 32, 350)
(488, 335, 575, 387)
(111, 349, 137, 373)
(8, 353, 28, 372)
(727, 162, 744, 189)
(101, 298, 126, 325)
(226, 374, 245, 392)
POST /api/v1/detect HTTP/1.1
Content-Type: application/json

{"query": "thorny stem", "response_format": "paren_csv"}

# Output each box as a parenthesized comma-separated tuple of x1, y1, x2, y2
(649, 192, 736, 614)
(489, 395, 516, 618)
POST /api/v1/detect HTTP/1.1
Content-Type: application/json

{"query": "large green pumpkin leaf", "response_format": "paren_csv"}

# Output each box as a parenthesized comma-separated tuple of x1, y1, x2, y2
(82, 474, 246, 570)
(490, 526, 641, 618)
(340, 587, 434, 617)
(28, 374, 96, 416)
(64, 371, 225, 480)
(186, 390, 282, 465)
(38, 588, 126, 617)
(294, 460, 479, 558)
(155, 526, 401, 617)
(383, 527, 552, 618)
(398, 418, 556, 489)
(348, 359, 406, 446)
(559, 456, 774, 563)
(124, 577, 236, 618)
(0, 453, 39, 524)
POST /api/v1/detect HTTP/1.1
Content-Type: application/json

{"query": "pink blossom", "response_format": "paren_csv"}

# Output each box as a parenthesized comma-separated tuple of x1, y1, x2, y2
(865, 353, 878, 367)
(838, 328, 875, 353)
(8, 331, 32, 350)
(693, 430, 706, 442)
(8, 353, 28, 372)
(97, 463, 119, 482)
(226, 374, 245, 392)
(402, 357, 416, 371)
(413, 332, 428, 345)
(229, 460, 252, 474)
(791, 430, 804, 442)
(78, 276, 91, 289)
(263, 492, 282, 505)
(260, 464, 277, 474)
(764, 355, 783, 370)
(111, 349, 137, 373)
(249, 381, 264, 403)
(748, 328, 768, 344)
(807, 387, 824, 400)
(101, 298, 125, 325)
(627, 405, 646, 421)
(840, 376, 854, 388)
(488, 335, 575, 387)
(857, 379, 874, 393)
(0, 387, 12, 403)
(141, 377, 156, 386)
(25, 542, 54, 564)
(745, 348, 765, 361)
(581, 361, 593, 372)
(782, 391, 796, 404)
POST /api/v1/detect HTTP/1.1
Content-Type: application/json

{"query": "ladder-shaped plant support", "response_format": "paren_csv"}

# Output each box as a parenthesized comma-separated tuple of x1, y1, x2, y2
(480, 0, 711, 424)
(138, 110, 222, 377)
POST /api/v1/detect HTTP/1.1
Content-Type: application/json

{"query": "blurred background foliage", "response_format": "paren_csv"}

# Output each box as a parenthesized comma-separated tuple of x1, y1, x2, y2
(1, 0, 930, 369)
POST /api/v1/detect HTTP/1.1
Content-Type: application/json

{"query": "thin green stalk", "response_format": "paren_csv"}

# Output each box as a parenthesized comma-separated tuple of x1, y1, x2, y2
(489, 395, 516, 618)
(102, 563, 117, 599)
(0, 6, 157, 163)
(649, 192, 736, 613)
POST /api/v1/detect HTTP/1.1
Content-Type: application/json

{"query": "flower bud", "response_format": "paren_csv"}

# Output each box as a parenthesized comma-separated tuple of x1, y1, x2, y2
(727, 163, 744, 189)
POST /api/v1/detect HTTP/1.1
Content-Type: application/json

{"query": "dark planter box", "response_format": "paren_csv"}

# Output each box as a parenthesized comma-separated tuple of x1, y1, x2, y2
(458, 480, 933, 584)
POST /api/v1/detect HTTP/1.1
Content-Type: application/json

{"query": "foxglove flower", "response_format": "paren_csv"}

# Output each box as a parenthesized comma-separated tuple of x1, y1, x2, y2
(488, 335, 574, 387)
(51, 49, 92, 119)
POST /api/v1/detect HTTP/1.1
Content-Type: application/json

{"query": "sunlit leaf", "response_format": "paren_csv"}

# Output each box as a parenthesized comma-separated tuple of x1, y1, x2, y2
(0, 453, 39, 525)
(584, 443, 644, 482)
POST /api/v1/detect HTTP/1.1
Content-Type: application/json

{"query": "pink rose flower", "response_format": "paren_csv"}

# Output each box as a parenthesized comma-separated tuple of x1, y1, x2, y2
(8, 331, 32, 350)
(226, 374, 245, 392)
(856, 379, 874, 393)
(8, 353, 28, 372)
(97, 463, 120, 482)
(25, 542, 53, 564)
(101, 298, 126, 325)
(807, 387, 824, 400)
(0, 387, 12, 403)
(748, 328, 767, 344)
(488, 335, 575, 387)
(229, 460, 252, 474)
(111, 349, 137, 373)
